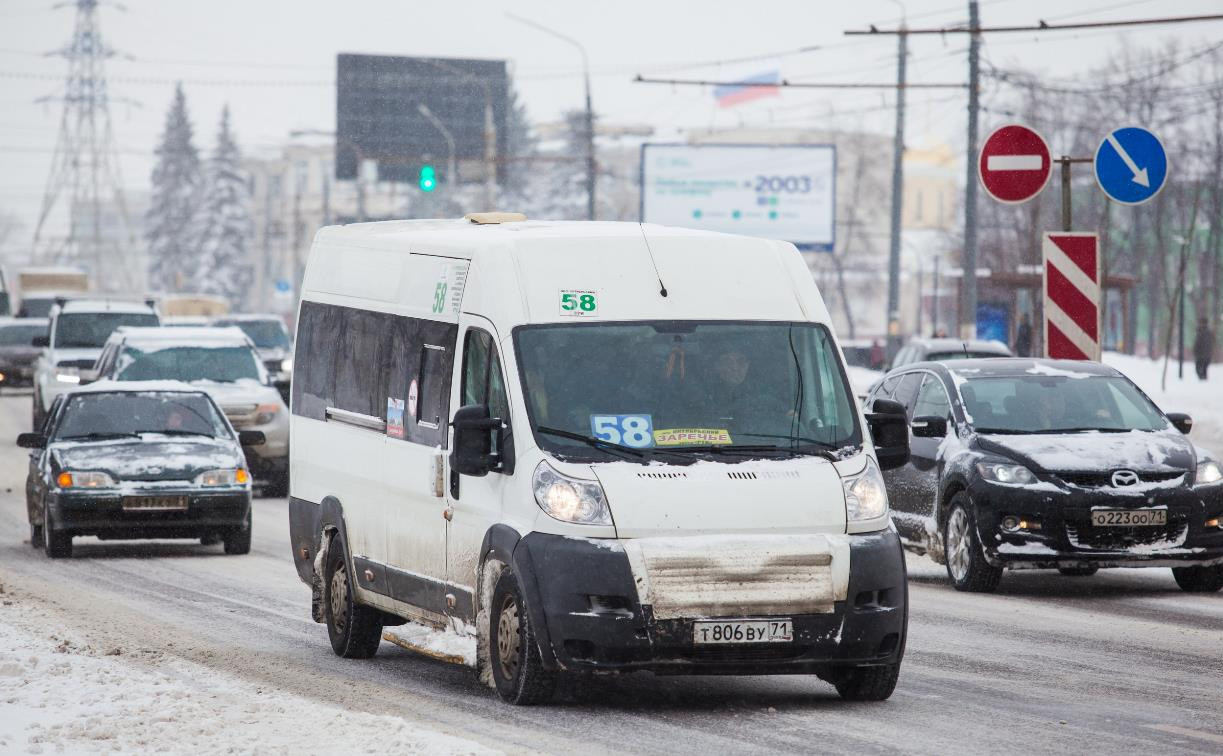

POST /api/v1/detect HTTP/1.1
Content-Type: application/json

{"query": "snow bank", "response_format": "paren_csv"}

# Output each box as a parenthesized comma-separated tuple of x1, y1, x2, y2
(1103, 352, 1223, 457)
(0, 613, 496, 754)
(383, 621, 478, 668)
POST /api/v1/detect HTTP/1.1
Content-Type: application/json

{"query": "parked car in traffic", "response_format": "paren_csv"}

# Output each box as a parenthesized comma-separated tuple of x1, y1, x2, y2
(289, 215, 912, 705)
(866, 358, 1223, 593)
(32, 298, 161, 428)
(0, 317, 48, 389)
(88, 326, 290, 496)
(214, 314, 293, 403)
(18, 381, 263, 558)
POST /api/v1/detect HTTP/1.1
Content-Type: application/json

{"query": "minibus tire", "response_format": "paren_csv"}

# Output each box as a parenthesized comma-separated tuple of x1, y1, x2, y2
(833, 662, 901, 701)
(942, 494, 1002, 593)
(323, 533, 383, 658)
(490, 571, 556, 705)
(1171, 565, 1223, 593)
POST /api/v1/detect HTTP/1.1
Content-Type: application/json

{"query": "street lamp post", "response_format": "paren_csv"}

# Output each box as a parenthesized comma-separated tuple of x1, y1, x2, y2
(507, 13, 596, 220)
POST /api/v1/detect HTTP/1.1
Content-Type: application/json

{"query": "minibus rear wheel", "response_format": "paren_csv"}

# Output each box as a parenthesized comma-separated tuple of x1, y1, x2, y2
(323, 533, 383, 658)
(490, 571, 556, 705)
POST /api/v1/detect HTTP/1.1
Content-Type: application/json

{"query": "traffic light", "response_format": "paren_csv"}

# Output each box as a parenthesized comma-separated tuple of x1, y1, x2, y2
(418, 164, 436, 192)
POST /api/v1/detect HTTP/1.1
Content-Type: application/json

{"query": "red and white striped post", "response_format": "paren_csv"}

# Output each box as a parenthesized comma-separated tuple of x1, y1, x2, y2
(1042, 232, 1101, 361)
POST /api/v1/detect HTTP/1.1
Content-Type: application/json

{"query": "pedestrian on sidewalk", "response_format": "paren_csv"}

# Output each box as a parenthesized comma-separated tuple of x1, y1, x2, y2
(1194, 317, 1214, 381)
(1015, 313, 1033, 358)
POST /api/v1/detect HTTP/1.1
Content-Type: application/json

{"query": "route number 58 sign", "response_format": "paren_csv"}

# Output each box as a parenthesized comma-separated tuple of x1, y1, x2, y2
(559, 289, 599, 316)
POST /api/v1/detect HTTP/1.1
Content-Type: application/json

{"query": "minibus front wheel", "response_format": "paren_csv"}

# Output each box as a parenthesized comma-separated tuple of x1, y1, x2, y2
(490, 570, 556, 705)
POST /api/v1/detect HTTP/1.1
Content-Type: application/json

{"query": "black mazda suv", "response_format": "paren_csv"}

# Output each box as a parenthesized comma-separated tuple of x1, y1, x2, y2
(866, 358, 1223, 593)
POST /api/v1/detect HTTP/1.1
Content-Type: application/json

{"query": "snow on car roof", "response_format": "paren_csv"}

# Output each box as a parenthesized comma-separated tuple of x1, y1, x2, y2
(213, 313, 285, 323)
(111, 326, 252, 347)
(58, 299, 157, 315)
(0, 316, 48, 326)
(942, 358, 1119, 379)
(66, 379, 210, 396)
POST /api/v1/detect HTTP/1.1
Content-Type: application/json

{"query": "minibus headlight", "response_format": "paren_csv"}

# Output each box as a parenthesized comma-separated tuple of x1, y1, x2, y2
(57, 470, 116, 489)
(1196, 459, 1222, 486)
(532, 461, 613, 526)
(843, 457, 888, 522)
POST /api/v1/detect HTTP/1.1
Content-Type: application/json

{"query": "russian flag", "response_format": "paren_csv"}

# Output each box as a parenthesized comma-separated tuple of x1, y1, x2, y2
(714, 71, 781, 108)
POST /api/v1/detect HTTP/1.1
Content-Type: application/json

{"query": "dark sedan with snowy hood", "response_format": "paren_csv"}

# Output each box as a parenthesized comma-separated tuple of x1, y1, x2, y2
(18, 381, 265, 558)
(866, 359, 1223, 593)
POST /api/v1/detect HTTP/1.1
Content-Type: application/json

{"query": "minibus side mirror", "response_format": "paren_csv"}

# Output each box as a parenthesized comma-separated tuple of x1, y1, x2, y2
(32, 335, 49, 348)
(1166, 412, 1192, 435)
(17, 432, 46, 449)
(910, 415, 948, 438)
(451, 404, 501, 477)
(866, 398, 910, 471)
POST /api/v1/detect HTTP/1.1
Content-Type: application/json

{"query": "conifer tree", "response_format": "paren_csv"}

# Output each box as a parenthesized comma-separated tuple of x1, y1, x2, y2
(145, 84, 201, 292)
(193, 105, 253, 306)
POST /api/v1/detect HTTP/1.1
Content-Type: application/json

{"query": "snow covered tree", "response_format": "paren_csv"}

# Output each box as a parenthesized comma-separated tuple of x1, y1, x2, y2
(192, 105, 253, 306)
(145, 84, 202, 292)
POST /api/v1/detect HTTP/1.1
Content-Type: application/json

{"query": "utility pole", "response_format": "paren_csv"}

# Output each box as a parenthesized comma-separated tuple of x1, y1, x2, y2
(961, 0, 981, 340)
(32, 0, 138, 291)
(885, 24, 908, 356)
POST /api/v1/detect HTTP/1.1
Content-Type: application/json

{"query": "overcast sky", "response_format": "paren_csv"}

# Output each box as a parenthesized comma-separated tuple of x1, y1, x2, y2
(1, 0, 1220, 249)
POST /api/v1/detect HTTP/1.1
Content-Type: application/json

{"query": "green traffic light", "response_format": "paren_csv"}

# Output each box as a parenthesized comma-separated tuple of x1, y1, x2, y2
(419, 164, 436, 192)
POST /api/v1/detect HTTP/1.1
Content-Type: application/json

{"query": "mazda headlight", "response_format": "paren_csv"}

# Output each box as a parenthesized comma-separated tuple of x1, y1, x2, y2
(280, 357, 293, 374)
(254, 403, 280, 425)
(977, 462, 1036, 485)
(532, 461, 612, 526)
(1196, 459, 1222, 486)
(195, 468, 250, 487)
(844, 457, 889, 523)
(56, 471, 116, 489)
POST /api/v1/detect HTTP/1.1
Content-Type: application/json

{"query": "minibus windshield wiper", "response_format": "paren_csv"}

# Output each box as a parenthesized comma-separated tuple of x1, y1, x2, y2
(535, 426, 690, 464)
(735, 432, 843, 461)
(664, 443, 837, 461)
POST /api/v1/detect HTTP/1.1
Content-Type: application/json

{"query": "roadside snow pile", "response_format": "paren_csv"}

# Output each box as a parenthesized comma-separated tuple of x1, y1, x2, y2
(0, 616, 496, 755)
(1103, 352, 1223, 456)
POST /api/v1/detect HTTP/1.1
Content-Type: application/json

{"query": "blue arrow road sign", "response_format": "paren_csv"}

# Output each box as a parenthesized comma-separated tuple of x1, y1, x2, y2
(1094, 126, 1167, 205)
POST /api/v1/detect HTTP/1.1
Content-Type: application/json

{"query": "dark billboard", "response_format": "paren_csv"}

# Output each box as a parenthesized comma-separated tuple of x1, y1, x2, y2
(335, 54, 509, 183)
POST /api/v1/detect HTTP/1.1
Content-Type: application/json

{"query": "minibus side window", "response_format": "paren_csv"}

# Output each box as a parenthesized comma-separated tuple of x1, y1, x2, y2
(292, 301, 340, 421)
(417, 345, 447, 430)
(333, 308, 388, 420)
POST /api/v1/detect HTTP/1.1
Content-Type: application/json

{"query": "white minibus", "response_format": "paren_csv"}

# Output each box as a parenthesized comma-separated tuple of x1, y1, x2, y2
(289, 215, 911, 705)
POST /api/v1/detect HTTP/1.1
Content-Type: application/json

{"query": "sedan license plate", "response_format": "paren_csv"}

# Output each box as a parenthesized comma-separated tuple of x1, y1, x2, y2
(693, 619, 793, 645)
(122, 496, 188, 511)
(1090, 509, 1166, 527)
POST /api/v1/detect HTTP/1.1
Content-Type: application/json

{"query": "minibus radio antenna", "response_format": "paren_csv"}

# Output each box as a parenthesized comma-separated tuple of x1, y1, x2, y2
(638, 225, 669, 298)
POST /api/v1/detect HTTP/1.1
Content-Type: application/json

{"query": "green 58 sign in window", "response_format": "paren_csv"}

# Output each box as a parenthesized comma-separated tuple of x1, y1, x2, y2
(559, 289, 598, 317)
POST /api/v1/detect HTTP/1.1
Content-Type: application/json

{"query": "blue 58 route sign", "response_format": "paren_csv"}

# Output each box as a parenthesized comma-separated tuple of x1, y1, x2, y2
(1094, 126, 1167, 205)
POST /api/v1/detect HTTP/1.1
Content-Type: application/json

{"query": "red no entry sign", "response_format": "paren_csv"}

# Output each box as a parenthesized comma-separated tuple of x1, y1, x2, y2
(978, 124, 1052, 204)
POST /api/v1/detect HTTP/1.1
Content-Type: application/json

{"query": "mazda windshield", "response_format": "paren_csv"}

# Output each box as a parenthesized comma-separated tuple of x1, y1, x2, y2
(514, 321, 861, 462)
(959, 373, 1168, 434)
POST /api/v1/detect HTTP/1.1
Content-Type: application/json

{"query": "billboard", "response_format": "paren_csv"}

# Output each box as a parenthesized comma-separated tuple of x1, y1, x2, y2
(335, 54, 508, 183)
(640, 144, 836, 251)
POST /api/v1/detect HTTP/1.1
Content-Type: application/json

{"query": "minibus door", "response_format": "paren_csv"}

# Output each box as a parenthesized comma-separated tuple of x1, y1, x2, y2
(445, 318, 513, 623)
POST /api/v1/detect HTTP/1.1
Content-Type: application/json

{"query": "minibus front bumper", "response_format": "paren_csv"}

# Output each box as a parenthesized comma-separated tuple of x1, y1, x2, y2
(512, 529, 907, 675)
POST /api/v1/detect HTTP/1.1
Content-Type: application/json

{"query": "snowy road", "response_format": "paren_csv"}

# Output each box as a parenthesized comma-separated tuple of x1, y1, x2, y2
(2, 392, 1222, 754)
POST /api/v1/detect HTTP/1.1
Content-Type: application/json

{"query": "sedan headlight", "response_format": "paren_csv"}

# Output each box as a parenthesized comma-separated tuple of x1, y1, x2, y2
(55, 368, 81, 384)
(57, 471, 116, 489)
(254, 403, 280, 425)
(977, 462, 1036, 485)
(844, 457, 889, 523)
(195, 469, 250, 487)
(1196, 459, 1222, 486)
(532, 461, 613, 526)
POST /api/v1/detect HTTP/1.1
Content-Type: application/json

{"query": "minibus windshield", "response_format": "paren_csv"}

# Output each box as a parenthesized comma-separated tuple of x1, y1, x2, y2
(514, 321, 861, 462)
